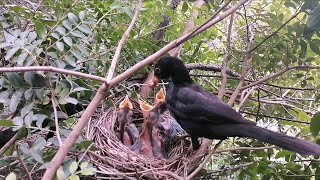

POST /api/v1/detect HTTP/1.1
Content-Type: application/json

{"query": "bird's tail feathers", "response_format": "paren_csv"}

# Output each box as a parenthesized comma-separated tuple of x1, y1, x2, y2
(232, 125, 320, 155)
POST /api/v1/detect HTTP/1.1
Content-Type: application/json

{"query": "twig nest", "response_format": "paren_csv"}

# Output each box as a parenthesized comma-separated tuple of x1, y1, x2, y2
(87, 97, 200, 179)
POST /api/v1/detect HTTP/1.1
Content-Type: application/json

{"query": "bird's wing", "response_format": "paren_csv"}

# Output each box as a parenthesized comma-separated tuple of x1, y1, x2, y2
(168, 84, 255, 125)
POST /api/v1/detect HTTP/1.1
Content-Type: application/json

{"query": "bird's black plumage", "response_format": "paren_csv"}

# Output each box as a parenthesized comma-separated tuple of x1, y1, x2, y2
(152, 56, 320, 155)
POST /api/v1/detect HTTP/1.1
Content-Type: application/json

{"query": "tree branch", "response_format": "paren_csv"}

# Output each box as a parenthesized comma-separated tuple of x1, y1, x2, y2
(0, 66, 109, 83)
(106, 0, 143, 82)
(240, 65, 320, 90)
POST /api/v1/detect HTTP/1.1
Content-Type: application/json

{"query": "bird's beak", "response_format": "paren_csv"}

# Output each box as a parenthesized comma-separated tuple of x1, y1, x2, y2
(155, 88, 166, 105)
(119, 95, 133, 110)
(138, 100, 155, 119)
(148, 76, 160, 89)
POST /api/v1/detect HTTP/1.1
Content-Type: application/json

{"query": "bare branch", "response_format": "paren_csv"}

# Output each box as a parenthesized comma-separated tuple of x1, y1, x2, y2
(240, 65, 320, 90)
(249, 11, 300, 53)
(51, 98, 62, 146)
(16, 146, 32, 180)
(0, 133, 18, 157)
(0, 66, 109, 83)
(186, 140, 223, 180)
(106, 0, 144, 82)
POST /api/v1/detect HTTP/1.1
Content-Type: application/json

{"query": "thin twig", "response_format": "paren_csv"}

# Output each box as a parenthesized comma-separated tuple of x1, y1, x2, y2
(240, 65, 320, 90)
(0, 66, 109, 83)
(16, 145, 32, 180)
(0, 133, 18, 157)
(187, 140, 223, 180)
(51, 97, 62, 146)
(249, 11, 300, 53)
(106, 0, 144, 82)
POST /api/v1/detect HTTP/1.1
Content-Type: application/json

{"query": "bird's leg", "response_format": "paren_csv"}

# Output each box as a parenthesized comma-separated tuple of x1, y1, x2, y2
(191, 136, 200, 150)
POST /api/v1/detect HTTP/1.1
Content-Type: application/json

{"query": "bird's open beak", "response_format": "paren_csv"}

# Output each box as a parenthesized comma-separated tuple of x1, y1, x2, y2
(155, 88, 165, 104)
(138, 100, 155, 119)
(119, 95, 133, 110)
(148, 76, 160, 89)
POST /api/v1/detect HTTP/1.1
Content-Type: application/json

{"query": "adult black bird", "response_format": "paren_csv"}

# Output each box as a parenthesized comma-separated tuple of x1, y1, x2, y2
(149, 56, 320, 155)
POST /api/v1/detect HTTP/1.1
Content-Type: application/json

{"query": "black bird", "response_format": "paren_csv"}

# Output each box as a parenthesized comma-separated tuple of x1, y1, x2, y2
(149, 56, 320, 155)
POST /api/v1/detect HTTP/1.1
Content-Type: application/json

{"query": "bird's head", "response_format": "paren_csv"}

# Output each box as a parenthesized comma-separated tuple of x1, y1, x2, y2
(148, 56, 191, 88)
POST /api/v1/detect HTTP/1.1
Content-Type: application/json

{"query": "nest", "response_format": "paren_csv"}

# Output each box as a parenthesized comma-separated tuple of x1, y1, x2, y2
(87, 97, 202, 179)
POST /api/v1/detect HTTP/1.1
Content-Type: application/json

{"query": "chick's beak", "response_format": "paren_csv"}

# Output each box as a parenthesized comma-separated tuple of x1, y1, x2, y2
(119, 95, 133, 110)
(148, 76, 160, 89)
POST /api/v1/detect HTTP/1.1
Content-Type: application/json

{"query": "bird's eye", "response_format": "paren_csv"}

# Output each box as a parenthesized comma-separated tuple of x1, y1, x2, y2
(155, 68, 161, 73)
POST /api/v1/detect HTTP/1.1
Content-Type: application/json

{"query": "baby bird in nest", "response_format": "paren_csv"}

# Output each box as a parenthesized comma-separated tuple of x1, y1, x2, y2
(117, 96, 134, 146)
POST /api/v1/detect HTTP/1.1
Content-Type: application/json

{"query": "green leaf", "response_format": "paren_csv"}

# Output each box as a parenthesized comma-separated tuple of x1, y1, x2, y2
(21, 102, 34, 117)
(32, 137, 46, 150)
(35, 20, 46, 38)
(5, 47, 19, 60)
(110, 1, 122, 10)
(62, 20, 72, 30)
(55, 5, 63, 20)
(0, 42, 12, 49)
(64, 55, 76, 67)
(51, 32, 60, 39)
(65, 97, 78, 105)
(6, 72, 25, 87)
(310, 40, 320, 55)
(122, 7, 134, 18)
(310, 112, 320, 137)
(79, 11, 85, 21)
(31, 151, 44, 164)
(69, 175, 80, 180)
(298, 111, 310, 122)
(63, 37, 73, 47)
(17, 52, 28, 66)
(70, 50, 85, 61)
(56, 166, 65, 180)
(23, 71, 34, 85)
(68, 13, 79, 24)
(307, 4, 320, 30)
(5, 172, 16, 180)
(56, 26, 66, 35)
(81, 168, 96, 175)
(276, 150, 293, 158)
(24, 111, 33, 126)
(35, 114, 48, 128)
(77, 25, 92, 34)
(299, 39, 307, 58)
(182, 2, 188, 13)
(24, 88, 33, 100)
(10, 91, 23, 112)
(0, 120, 14, 127)
(28, 32, 37, 43)
(56, 41, 64, 52)
(69, 161, 78, 174)
(80, 162, 89, 170)
(315, 94, 320, 102)
(70, 30, 85, 38)
(12, 116, 23, 130)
